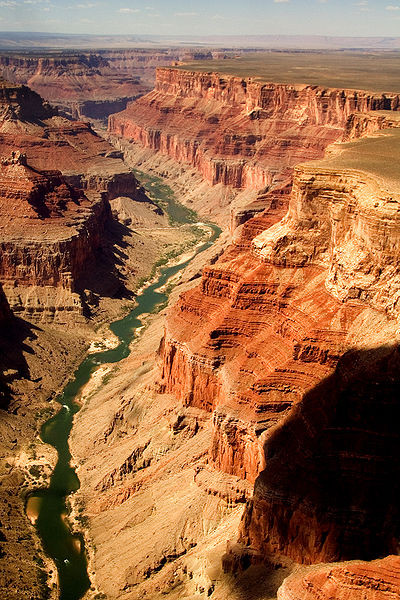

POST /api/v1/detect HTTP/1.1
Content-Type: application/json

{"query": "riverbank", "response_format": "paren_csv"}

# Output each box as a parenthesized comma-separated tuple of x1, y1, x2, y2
(0, 165, 203, 600)
(25, 163, 220, 600)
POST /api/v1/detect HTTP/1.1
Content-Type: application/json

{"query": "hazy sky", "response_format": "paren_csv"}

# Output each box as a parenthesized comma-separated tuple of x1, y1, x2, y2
(0, 0, 400, 37)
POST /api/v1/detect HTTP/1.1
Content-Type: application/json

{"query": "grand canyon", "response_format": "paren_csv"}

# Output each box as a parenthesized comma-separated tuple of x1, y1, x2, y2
(0, 23, 399, 600)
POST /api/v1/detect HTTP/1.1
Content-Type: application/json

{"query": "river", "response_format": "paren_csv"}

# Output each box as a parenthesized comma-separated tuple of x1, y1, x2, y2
(26, 172, 221, 600)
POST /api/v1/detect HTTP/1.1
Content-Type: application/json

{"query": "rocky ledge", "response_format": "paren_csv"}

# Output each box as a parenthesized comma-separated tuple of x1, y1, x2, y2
(0, 79, 140, 319)
(278, 556, 400, 600)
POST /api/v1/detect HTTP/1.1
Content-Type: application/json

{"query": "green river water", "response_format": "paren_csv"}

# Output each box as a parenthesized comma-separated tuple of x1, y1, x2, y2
(28, 172, 221, 600)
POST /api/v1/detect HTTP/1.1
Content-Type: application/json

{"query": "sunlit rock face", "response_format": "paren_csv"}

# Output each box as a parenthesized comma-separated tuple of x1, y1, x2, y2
(159, 120, 400, 569)
(277, 556, 400, 600)
(109, 66, 400, 191)
(0, 50, 220, 120)
(0, 79, 140, 319)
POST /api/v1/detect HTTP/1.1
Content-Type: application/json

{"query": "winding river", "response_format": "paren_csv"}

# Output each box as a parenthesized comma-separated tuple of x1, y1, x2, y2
(27, 172, 221, 600)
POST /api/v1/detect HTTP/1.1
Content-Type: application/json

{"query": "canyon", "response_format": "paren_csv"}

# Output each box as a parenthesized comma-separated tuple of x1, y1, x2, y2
(109, 66, 400, 193)
(0, 74, 198, 599)
(65, 62, 400, 600)
(1, 49, 400, 600)
(0, 49, 223, 121)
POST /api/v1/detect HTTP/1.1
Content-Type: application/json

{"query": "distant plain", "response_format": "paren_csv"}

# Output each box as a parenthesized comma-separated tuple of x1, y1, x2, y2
(178, 51, 400, 93)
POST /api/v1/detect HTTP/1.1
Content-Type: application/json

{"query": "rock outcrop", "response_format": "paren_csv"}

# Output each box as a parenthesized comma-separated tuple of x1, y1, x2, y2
(0, 79, 140, 319)
(109, 67, 400, 191)
(278, 556, 400, 600)
(159, 121, 400, 570)
(0, 150, 108, 289)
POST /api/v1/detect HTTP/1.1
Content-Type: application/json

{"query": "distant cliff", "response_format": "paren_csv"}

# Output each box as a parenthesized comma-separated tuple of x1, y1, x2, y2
(0, 51, 212, 120)
(0, 80, 139, 320)
(109, 67, 400, 190)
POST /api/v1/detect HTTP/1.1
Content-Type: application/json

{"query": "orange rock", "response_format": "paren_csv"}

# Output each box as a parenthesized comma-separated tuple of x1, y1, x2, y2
(159, 124, 400, 563)
(277, 556, 400, 600)
(0, 79, 139, 314)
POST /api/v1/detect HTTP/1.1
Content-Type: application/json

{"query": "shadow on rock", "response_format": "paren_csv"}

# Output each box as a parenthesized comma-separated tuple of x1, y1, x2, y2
(0, 316, 40, 410)
(76, 215, 135, 316)
(237, 344, 400, 568)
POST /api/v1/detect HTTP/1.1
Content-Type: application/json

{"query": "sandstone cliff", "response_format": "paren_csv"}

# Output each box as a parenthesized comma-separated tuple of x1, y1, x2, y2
(108, 67, 400, 192)
(0, 50, 213, 120)
(0, 79, 140, 319)
(159, 122, 400, 574)
(278, 556, 400, 600)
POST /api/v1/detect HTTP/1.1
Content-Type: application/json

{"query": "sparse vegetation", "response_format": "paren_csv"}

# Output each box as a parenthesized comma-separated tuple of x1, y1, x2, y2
(177, 51, 400, 93)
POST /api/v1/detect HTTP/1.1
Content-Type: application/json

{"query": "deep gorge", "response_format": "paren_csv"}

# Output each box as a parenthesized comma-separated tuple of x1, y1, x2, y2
(1, 52, 400, 600)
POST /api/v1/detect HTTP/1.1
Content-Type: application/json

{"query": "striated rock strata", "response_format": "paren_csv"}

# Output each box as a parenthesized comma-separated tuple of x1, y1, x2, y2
(159, 122, 400, 569)
(0, 79, 140, 319)
(278, 556, 400, 600)
(0, 150, 108, 297)
(0, 50, 216, 120)
(109, 67, 400, 191)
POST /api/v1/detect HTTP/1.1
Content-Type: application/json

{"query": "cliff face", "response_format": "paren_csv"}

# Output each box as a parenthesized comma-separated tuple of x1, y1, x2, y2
(0, 80, 139, 319)
(278, 556, 400, 600)
(159, 123, 400, 568)
(108, 67, 400, 190)
(0, 151, 109, 290)
(0, 50, 210, 120)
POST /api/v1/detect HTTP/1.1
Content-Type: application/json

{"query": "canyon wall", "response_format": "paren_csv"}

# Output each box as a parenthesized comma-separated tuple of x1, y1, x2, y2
(0, 50, 214, 120)
(159, 122, 400, 572)
(109, 67, 400, 191)
(278, 556, 400, 600)
(0, 80, 140, 319)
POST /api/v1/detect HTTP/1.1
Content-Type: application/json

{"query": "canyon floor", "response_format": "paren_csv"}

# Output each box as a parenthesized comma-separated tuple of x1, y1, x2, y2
(0, 174, 199, 599)
(1, 48, 400, 600)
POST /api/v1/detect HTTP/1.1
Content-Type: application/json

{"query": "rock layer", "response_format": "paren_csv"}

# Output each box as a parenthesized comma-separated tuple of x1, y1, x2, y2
(0, 79, 139, 318)
(0, 50, 214, 120)
(277, 556, 400, 600)
(159, 122, 400, 567)
(109, 67, 400, 190)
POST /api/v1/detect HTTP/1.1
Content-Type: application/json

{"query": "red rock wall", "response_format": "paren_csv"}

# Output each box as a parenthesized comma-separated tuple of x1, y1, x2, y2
(277, 556, 400, 600)
(159, 143, 400, 563)
(0, 80, 138, 305)
(0, 195, 109, 290)
(108, 67, 400, 190)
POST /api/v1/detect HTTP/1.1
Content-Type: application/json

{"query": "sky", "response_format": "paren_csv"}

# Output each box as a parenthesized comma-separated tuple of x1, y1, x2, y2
(0, 0, 400, 37)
